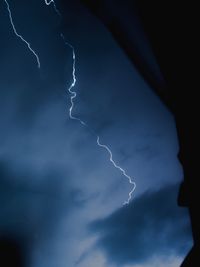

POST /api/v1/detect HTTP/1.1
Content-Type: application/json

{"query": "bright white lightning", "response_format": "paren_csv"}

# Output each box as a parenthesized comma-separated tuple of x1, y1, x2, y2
(47, 0, 137, 204)
(60, 34, 86, 126)
(97, 137, 136, 205)
(44, 0, 60, 16)
(61, 31, 136, 204)
(4, 0, 40, 68)
(45, 0, 136, 205)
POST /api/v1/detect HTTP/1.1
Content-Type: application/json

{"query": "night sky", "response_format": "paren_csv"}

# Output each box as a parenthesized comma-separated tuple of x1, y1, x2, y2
(0, 1, 193, 266)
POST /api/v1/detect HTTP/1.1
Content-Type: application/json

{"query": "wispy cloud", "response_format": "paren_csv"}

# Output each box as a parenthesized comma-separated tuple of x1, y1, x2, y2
(89, 184, 192, 266)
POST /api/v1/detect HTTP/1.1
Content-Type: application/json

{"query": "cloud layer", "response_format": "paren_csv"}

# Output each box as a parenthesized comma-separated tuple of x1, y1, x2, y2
(90, 184, 192, 266)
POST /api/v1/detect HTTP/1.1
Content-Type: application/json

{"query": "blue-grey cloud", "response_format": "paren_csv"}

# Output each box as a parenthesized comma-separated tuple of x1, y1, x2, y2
(89, 184, 192, 266)
(0, 1, 193, 266)
(0, 160, 85, 248)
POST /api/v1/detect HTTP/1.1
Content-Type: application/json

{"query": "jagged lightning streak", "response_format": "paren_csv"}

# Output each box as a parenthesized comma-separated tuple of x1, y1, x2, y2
(97, 137, 136, 205)
(61, 34, 86, 126)
(4, 0, 40, 68)
(45, 0, 136, 205)
(62, 32, 136, 204)
(8, 0, 137, 205)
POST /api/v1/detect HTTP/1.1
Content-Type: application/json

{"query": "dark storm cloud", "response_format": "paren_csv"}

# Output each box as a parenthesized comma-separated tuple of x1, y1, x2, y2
(0, 160, 84, 246)
(89, 184, 192, 265)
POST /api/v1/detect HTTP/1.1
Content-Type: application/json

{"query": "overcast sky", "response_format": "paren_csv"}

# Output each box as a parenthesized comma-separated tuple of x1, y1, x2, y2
(0, 1, 192, 266)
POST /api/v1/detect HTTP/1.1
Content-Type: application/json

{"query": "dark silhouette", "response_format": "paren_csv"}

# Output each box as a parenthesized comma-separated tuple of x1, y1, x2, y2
(80, 1, 200, 265)
(0, 237, 26, 267)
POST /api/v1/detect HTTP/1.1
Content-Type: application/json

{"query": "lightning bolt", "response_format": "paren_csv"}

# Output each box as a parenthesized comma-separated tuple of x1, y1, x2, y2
(97, 137, 136, 205)
(60, 34, 86, 127)
(61, 31, 136, 204)
(46, 0, 136, 205)
(4, 0, 136, 205)
(4, 0, 40, 68)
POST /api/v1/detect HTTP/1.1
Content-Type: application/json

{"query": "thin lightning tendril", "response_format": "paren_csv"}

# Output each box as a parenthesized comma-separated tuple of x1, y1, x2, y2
(61, 34, 86, 126)
(97, 137, 136, 205)
(4, 0, 40, 68)
(4, 0, 136, 205)
(61, 31, 136, 204)
(44, 0, 60, 16)
(46, 0, 136, 205)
